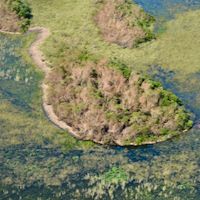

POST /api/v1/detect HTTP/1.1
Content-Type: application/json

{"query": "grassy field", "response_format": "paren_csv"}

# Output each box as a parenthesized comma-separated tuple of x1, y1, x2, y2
(23, 0, 200, 85)
(27, 0, 156, 69)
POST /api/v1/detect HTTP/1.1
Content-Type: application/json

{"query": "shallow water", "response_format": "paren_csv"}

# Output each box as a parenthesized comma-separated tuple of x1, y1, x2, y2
(1, 0, 200, 199)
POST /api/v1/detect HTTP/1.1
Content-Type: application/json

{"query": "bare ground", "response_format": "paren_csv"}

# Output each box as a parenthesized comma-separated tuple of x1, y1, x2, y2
(27, 27, 84, 140)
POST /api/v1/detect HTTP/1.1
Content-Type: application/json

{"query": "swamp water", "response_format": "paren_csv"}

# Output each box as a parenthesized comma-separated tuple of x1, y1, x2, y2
(1, 0, 200, 199)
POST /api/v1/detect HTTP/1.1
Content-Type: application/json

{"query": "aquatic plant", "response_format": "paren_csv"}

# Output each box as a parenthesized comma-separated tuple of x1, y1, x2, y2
(100, 167, 128, 183)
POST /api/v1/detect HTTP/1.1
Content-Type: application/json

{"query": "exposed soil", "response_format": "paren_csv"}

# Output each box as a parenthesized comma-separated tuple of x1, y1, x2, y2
(27, 27, 83, 140)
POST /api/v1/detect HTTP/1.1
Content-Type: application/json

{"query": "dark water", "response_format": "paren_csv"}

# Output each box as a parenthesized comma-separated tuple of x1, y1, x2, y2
(1, 0, 200, 199)
(133, 0, 200, 19)
(133, 0, 200, 33)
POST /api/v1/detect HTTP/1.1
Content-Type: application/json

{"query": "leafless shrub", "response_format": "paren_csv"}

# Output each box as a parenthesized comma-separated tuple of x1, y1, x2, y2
(0, 2, 21, 32)
(94, 0, 152, 48)
(47, 51, 180, 145)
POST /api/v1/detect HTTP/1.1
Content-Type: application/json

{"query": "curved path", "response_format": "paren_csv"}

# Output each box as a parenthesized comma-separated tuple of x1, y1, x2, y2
(27, 27, 83, 140)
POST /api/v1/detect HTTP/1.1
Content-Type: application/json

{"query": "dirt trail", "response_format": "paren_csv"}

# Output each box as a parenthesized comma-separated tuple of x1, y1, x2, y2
(27, 27, 83, 139)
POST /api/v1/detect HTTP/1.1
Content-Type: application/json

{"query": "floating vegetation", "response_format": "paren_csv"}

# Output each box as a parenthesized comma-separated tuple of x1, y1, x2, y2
(72, 156, 79, 160)
(100, 167, 128, 184)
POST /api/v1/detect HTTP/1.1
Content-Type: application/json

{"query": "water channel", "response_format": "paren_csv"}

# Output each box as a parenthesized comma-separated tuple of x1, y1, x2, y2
(1, 0, 200, 199)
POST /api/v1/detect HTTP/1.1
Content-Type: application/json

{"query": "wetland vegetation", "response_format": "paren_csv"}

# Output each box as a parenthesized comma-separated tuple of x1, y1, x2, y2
(1, 0, 200, 199)
(43, 0, 192, 145)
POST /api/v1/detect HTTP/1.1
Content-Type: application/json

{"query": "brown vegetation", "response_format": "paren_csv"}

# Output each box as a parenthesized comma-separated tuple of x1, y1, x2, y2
(46, 49, 192, 145)
(0, 2, 21, 32)
(94, 0, 156, 48)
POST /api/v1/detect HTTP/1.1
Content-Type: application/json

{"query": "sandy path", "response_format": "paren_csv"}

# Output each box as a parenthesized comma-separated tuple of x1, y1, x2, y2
(27, 27, 83, 140)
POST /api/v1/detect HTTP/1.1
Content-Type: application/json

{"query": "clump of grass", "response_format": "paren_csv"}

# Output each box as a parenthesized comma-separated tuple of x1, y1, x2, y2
(94, 0, 156, 48)
(110, 57, 132, 79)
(160, 90, 182, 106)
